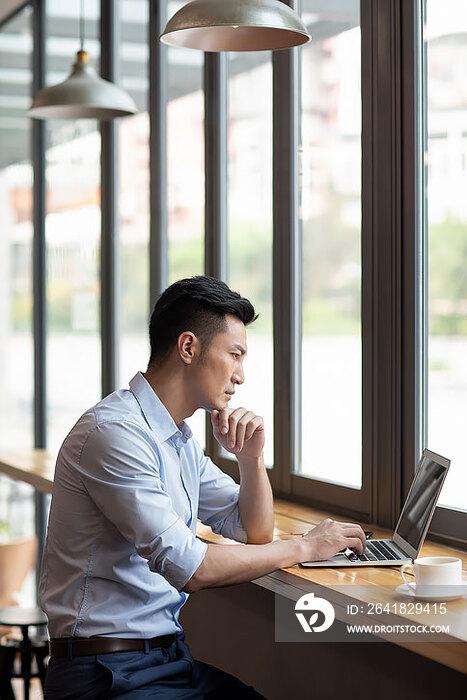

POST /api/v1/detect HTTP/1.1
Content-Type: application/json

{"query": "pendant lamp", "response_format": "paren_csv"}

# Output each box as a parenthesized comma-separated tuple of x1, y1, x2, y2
(160, 0, 311, 52)
(29, 3, 137, 120)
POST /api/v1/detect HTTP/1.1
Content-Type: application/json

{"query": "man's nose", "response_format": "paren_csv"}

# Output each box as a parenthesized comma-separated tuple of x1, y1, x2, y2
(233, 366, 244, 385)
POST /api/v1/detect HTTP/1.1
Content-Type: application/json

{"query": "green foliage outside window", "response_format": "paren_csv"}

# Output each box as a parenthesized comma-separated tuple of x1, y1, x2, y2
(429, 219, 467, 335)
(9, 219, 466, 336)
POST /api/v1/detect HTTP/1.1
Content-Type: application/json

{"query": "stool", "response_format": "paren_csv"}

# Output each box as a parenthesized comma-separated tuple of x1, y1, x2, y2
(0, 606, 48, 700)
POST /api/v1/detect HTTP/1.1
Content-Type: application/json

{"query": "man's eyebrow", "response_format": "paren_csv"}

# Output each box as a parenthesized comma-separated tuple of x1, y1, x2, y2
(233, 343, 247, 355)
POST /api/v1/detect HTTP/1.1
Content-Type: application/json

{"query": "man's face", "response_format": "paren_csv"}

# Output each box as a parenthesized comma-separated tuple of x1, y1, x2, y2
(189, 313, 247, 412)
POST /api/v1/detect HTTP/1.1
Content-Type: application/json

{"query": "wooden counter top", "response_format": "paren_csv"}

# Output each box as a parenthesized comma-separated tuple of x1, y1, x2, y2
(197, 499, 467, 675)
(0, 449, 55, 494)
(1, 450, 465, 673)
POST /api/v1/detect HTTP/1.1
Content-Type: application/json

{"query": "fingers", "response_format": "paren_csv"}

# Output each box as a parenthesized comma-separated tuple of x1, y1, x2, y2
(320, 519, 366, 551)
(341, 524, 366, 552)
(302, 518, 367, 560)
(211, 410, 227, 438)
(345, 537, 365, 555)
(234, 417, 248, 452)
(214, 408, 263, 452)
(244, 416, 263, 441)
(226, 409, 256, 452)
(220, 408, 230, 434)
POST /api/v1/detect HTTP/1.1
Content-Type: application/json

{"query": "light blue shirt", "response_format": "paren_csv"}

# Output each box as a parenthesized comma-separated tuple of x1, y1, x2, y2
(39, 372, 247, 639)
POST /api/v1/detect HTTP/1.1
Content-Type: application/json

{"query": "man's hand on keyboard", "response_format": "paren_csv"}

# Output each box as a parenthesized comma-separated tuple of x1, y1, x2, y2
(300, 519, 367, 562)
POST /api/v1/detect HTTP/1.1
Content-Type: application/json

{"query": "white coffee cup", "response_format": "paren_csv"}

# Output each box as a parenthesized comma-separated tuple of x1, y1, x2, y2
(401, 556, 462, 592)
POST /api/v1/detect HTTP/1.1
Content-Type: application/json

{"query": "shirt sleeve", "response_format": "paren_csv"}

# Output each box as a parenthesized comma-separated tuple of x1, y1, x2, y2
(76, 420, 207, 591)
(197, 448, 248, 543)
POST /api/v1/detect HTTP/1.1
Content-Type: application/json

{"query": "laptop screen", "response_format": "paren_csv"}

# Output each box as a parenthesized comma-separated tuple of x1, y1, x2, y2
(394, 453, 449, 552)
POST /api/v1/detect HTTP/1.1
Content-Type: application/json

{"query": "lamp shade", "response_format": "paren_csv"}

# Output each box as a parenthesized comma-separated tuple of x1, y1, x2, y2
(29, 51, 137, 120)
(160, 0, 310, 52)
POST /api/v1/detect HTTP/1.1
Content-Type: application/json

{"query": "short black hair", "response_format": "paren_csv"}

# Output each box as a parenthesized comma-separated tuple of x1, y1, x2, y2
(148, 276, 258, 365)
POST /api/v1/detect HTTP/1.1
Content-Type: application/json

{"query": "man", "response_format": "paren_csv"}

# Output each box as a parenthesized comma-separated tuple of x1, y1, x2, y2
(40, 276, 366, 699)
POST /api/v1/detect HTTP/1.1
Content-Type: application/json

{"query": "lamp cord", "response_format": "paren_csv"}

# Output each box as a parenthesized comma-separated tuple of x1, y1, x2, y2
(79, 0, 85, 51)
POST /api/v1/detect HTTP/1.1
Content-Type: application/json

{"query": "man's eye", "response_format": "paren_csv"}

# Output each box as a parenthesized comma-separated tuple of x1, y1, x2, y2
(232, 353, 240, 359)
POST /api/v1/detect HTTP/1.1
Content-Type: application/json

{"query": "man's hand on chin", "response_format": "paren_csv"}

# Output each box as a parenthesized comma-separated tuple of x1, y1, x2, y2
(211, 407, 265, 460)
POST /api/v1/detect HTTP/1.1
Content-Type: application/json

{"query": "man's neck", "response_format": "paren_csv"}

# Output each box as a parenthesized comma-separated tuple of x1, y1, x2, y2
(143, 365, 195, 426)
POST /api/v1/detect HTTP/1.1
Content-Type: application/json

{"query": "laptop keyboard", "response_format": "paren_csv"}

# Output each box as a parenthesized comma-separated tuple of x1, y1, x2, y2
(347, 541, 404, 562)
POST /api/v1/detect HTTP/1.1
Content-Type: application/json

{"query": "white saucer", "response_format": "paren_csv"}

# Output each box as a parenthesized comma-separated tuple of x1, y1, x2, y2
(396, 582, 467, 601)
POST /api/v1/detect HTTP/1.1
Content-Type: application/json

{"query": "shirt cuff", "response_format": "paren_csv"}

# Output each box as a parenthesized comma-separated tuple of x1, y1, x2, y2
(148, 517, 208, 591)
(232, 523, 248, 543)
(211, 504, 248, 543)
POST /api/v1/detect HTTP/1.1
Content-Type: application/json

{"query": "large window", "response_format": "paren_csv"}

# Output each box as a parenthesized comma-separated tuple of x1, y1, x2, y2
(0, 4, 36, 605)
(167, 1, 204, 285)
(45, 0, 101, 451)
(299, 1, 362, 488)
(423, 0, 467, 514)
(166, 1, 205, 445)
(227, 52, 273, 466)
(0, 5, 34, 450)
(119, 0, 150, 386)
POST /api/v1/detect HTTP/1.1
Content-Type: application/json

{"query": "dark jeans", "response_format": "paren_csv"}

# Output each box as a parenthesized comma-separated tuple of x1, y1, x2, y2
(44, 634, 266, 699)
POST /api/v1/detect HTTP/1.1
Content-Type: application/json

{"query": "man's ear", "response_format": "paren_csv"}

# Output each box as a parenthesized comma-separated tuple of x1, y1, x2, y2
(178, 331, 199, 364)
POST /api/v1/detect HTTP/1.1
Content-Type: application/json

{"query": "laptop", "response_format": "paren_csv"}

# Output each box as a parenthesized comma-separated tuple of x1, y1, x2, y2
(301, 448, 450, 567)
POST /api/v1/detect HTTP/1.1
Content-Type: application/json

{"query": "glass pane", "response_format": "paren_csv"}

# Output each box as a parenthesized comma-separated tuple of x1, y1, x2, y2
(119, 1, 150, 387)
(299, 1, 362, 487)
(45, 1, 101, 451)
(0, 476, 35, 541)
(0, 6, 34, 449)
(167, 1, 205, 445)
(167, 1, 204, 284)
(424, 1, 467, 511)
(227, 52, 273, 467)
(0, 7, 36, 606)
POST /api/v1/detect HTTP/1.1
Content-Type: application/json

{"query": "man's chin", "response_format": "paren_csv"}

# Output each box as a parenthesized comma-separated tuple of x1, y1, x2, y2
(204, 399, 227, 413)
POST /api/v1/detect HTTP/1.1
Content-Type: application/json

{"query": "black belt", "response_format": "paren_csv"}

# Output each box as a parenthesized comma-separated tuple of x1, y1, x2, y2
(49, 634, 177, 658)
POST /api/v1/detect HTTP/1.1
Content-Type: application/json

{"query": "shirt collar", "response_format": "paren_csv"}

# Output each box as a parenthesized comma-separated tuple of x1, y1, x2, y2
(129, 372, 193, 444)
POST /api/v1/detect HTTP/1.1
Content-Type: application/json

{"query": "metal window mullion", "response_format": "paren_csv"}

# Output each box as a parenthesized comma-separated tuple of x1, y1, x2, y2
(32, 0, 47, 584)
(100, 0, 119, 397)
(400, 0, 422, 499)
(204, 52, 227, 282)
(363, 0, 404, 528)
(272, 16, 301, 494)
(420, 0, 429, 465)
(204, 51, 228, 461)
(149, 0, 168, 307)
(361, 0, 376, 522)
(32, 0, 46, 450)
